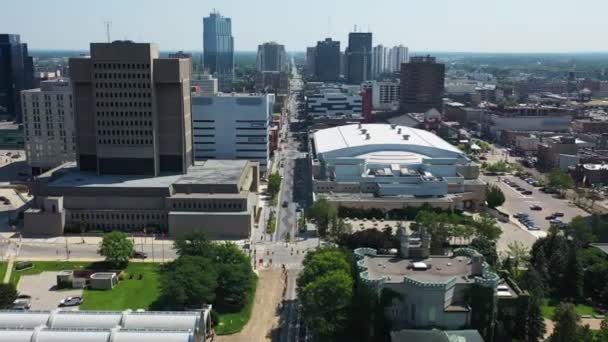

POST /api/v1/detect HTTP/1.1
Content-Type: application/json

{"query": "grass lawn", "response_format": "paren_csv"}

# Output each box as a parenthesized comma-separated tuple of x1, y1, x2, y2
(215, 276, 258, 335)
(81, 263, 161, 310)
(541, 298, 600, 318)
(10, 261, 93, 286)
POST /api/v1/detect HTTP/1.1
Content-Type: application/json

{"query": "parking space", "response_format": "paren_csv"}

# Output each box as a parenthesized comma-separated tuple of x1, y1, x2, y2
(487, 175, 589, 232)
(17, 271, 83, 310)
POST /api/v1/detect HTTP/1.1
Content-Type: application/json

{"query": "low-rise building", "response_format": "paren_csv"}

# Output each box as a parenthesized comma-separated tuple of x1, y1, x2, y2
(537, 136, 578, 171)
(192, 93, 274, 174)
(370, 80, 400, 111)
(306, 87, 362, 119)
(21, 78, 75, 175)
(192, 74, 219, 96)
(572, 119, 608, 134)
(481, 104, 575, 139)
(24, 160, 259, 239)
(311, 124, 485, 211)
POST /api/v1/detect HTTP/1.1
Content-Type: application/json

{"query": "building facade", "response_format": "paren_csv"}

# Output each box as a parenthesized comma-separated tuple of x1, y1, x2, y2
(306, 90, 362, 119)
(0, 34, 34, 121)
(371, 80, 400, 111)
(22, 79, 75, 175)
(311, 124, 485, 211)
(256, 42, 287, 72)
(315, 38, 341, 82)
(306, 46, 316, 79)
(203, 11, 234, 90)
(400, 56, 445, 114)
(254, 71, 289, 95)
(192, 93, 274, 173)
(69, 41, 193, 176)
(372, 44, 388, 79)
(192, 74, 218, 96)
(387, 45, 409, 73)
(346, 32, 372, 84)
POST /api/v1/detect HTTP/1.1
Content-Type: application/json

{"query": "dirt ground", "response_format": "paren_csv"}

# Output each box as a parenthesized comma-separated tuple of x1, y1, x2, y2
(217, 269, 285, 342)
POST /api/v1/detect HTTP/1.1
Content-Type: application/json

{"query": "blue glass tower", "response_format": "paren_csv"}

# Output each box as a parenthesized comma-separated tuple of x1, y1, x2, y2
(0, 34, 34, 121)
(203, 11, 234, 90)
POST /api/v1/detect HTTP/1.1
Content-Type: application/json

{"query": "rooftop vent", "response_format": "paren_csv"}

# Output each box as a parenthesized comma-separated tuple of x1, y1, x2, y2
(390, 124, 397, 129)
(402, 134, 410, 141)
(397, 128, 402, 134)
(358, 123, 362, 129)
(366, 133, 371, 140)
(361, 128, 367, 134)
(412, 262, 428, 270)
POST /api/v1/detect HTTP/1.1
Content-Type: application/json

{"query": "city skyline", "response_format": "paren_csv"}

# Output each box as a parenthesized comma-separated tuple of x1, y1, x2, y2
(1, 0, 607, 53)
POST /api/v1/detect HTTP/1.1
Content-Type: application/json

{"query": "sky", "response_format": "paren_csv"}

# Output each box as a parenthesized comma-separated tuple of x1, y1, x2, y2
(1, 0, 607, 53)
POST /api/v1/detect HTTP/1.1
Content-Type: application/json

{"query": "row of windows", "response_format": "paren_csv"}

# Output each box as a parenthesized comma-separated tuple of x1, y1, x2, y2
(97, 111, 152, 118)
(97, 129, 152, 136)
(96, 92, 151, 99)
(98, 138, 153, 145)
(97, 120, 152, 127)
(94, 73, 150, 80)
(93, 63, 150, 70)
(96, 101, 152, 108)
(95, 82, 151, 89)
(172, 201, 244, 211)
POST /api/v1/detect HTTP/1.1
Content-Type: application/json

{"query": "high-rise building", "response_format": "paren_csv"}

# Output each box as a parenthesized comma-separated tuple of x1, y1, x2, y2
(400, 56, 445, 113)
(22, 78, 75, 175)
(314, 38, 341, 82)
(69, 41, 193, 176)
(372, 45, 388, 79)
(256, 42, 287, 72)
(305, 47, 316, 78)
(346, 32, 372, 84)
(203, 11, 234, 90)
(387, 45, 409, 73)
(0, 34, 34, 121)
(192, 93, 274, 174)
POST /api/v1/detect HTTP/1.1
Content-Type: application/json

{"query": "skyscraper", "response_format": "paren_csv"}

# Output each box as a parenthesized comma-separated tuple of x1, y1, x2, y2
(400, 56, 445, 113)
(69, 41, 193, 176)
(372, 45, 388, 79)
(256, 42, 287, 72)
(387, 45, 409, 73)
(306, 47, 316, 79)
(203, 11, 234, 90)
(346, 32, 372, 84)
(0, 34, 34, 121)
(314, 38, 340, 82)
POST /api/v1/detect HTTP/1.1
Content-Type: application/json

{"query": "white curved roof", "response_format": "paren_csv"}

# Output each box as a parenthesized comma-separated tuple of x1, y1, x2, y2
(122, 312, 199, 331)
(0, 328, 194, 342)
(313, 124, 463, 159)
(48, 311, 122, 329)
(0, 329, 34, 342)
(36, 329, 111, 342)
(113, 330, 194, 342)
(0, 311, 49, 328)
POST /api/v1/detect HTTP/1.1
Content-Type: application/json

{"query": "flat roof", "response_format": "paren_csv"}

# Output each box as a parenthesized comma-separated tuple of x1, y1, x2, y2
(591, 243, 608, 255)
(176, 160, 248, 186)
(362, 254, 475, 285)
(313, 124, 463, 156)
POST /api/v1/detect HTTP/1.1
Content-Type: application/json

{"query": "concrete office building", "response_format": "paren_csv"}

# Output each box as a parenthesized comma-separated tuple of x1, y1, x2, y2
(254, 71, 289, 95)
(315, 38, 341, 82)
(370, 80, 400, 111)
(355, 241, 500, 330)
(311, 124, 485, 211)
(387, 45, 409, 73)
(400, 56, 445, 113)
(24, 41, 260, 239)
(481, 104, 574, 139)
(256, 42, 287, 72)
(306, 46, 316, 78)
(192, 74, 218, 96)
(192, 93, 274, 173)
(22, 78, 75, 175)
(0, 34, 34, 121)
(306, 87, 362, 119)
(372, 44, 388, 79)
(203, 11, 234, 90)
(346, 32, 372, 84)
(0, 307, 212, 342)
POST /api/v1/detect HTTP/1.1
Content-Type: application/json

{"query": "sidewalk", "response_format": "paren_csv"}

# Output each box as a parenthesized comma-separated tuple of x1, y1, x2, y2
(2, 258, 13, 283)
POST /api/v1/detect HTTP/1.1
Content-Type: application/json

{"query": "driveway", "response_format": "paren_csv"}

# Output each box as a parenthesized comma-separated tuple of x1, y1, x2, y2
(17, 271, 83, 310)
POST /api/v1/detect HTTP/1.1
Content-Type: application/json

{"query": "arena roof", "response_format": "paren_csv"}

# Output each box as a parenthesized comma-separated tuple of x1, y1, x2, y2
(313, 124, 464, 159)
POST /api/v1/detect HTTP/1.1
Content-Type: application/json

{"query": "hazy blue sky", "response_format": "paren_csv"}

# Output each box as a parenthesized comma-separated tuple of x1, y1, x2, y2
(1, 0, 606, 52)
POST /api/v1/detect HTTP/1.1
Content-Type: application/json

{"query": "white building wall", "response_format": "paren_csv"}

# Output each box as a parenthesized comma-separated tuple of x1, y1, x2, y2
(21, 79, 75, 174)
(372, 45, 388, 78)
(307, 92, 362, 119)
(192, 74, 218, 96)
(372, 81, 400, 110)
(387, 45, 409, 73)
(192, 94, 274, 173)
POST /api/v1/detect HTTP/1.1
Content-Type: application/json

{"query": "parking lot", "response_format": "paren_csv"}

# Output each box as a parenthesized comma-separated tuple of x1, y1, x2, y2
(17, 271, 83, 310)
(486, 175, 589, 232)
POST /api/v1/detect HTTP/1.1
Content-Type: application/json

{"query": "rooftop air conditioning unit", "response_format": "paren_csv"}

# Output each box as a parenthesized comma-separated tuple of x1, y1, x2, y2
(403, 135, 410, 140)
(366, 133, 371, 140)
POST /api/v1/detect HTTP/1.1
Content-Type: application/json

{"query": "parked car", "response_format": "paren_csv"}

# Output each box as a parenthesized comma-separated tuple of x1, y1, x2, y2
(546, 215, 556, 220)
(132, 251, 148, 259)
(530, 204, 542, 211)
(59, 296, 83, 307)
(553, 212, 564, 217)
(522, 190, 533, 195)
(282, 201, 288, 208)
(12, 295, 31, 310)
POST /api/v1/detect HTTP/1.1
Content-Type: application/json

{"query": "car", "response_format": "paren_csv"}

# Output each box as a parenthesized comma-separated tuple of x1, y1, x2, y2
(522, 190, 533, 195)
(530, 204, 542, 211)
(282, 201, 288, 208)
(59, 296, 83, 307)
(546, 215, 556, 220)
(12, 295, 31, 311)
(553, 212, 564, 217)
(132, 251, 148, 259)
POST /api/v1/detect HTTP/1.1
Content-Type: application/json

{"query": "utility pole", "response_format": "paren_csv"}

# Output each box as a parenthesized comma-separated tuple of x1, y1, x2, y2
(151, 234, 155, 263)
(65, 237, 69, 260)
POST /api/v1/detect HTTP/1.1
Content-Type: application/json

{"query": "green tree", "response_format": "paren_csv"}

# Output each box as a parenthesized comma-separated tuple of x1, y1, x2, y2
(307, 198, 338, 237)
(0, 283, 18, 309)
(561, 245, 583, 301)
(473, 214, 503, 242)
(486, 184, 506, 208)
(298, 248, 351, 292)
(506, 241, 530, 278)
(470, 236, 498, 267)
(213, 243, 254, 308)
(598, 317, 608, 342)
(267, 172, 282, 198)
(300, 270, 354, 341)
(161, 255, 218, 309)
(521, 267, 545, 298)
(98, 231, 134, 268)
(550, 303, 580, 342)
(415, 211, 454, 254)
(524, 295, 546, 342)
(566, 216, 596, 246)
(547, 168, 574, 193)
(173, 232, 215, 258)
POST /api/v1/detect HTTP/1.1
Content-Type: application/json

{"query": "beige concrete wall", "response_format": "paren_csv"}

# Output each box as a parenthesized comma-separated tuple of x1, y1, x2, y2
(23, 210, 65, 236)
(168, 212, 252, 239)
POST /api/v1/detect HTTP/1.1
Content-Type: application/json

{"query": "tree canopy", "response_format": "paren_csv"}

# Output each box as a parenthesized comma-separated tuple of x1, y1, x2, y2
(547, 168, 574, 192)
(267, 172, 282, 198)
(486, 184, 506, 208)
(162, 255, 218, 309)
(98, 231, 134, 268)
(0, 283, 18, 309)
(307, 198, 338, 237)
